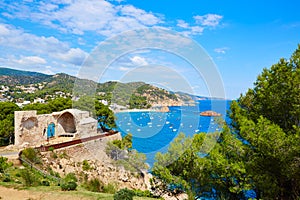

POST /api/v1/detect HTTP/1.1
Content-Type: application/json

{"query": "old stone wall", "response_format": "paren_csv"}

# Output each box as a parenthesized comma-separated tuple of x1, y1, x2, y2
(14, 109, 99, 148)
(14, 111, 53, 147)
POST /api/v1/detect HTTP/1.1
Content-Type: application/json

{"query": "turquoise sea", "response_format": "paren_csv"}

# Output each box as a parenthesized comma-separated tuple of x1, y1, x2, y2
(115, 99, 232, 167)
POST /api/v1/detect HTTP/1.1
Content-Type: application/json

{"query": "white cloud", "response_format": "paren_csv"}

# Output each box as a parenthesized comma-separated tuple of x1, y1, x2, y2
(175, 14, 223, 36)
(120, 5, 161, 26)
(2, 0, 163, 37)
(54, 48, 87, 66)
(41, 69, 54, 75)
(176, 19, 204, 36)
(214, 47, 229, 54)
(194, 14, 223, 27)
(17, 56, 47, 65)
(130, 56, 148, 66)
(190, 26, 204, 34)
(0, 23, 66, 54)
(0, 23, 87, 66)
(2, 0, 224, 39)
(119, 66, 131, 71)
(177, 20, 189, 29)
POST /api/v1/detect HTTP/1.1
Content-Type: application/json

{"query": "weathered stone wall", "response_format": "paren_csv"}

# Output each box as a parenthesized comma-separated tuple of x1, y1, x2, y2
(77, 120, 98, 138)
(14, 109, 99, 148)
(14, 111, 53, 147)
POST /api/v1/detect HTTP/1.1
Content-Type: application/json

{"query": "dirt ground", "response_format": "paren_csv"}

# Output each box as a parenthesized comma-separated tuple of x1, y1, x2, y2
(0, 186, 102, 200)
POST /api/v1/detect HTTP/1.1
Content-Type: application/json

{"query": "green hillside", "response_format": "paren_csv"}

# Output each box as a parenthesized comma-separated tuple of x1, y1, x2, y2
(0, 67, 50, 85)
(0, 68, 193, 108)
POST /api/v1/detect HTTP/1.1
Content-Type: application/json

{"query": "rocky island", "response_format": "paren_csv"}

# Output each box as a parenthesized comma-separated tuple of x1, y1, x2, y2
(200, 110, 222, 117)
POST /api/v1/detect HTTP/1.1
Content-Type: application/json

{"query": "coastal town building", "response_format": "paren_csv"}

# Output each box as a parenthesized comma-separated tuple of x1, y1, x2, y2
(14, 109, 98, 147)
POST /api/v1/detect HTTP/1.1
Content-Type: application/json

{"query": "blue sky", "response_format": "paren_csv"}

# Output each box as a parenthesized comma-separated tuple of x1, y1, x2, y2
(0, 0, 299, 99)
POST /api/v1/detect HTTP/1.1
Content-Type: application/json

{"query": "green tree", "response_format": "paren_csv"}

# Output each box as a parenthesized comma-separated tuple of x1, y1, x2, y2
(73, 96, 116, 130)
(0, 102, 20, 145)
(228, 45, 300, 199)
(48, 97, 72, 112)
(95, 100, 116, 131)
(237, 47, 300, 134)
(129, 94, 150, 109)
(152, 45, 300, 199)
(23, 97, 72, 114)
(22, 102, 51, 114)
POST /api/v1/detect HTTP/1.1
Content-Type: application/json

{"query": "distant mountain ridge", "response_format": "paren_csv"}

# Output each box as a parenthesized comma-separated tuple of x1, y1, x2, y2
(0, 67, 195, 107)
(0, 67, 50, 85)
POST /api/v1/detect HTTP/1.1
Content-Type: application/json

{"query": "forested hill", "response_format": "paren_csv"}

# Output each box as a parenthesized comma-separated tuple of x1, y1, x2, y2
(0, 67, 194, 107)
(0, 67, 50, 85)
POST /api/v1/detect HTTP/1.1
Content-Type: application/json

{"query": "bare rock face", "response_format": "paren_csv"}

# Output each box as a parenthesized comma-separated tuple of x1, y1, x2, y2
(41, 138, 150, 191)
(160, 106, 170, 113)
(200, 110, 222, 117)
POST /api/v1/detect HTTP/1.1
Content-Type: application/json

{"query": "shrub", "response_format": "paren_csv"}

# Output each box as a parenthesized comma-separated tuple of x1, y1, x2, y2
(51, 152, 58, 159)
(59, 151, 69, 159)
(21, 148, 41, 164)
(82, 160, 91, 171)
(2, 173, 11, 182)
(0, 156, 12, 173)
(64, 172, 77, 182)
(41, 180, 50, 186)
(20, 168, 36, 186)
(103, 182, 118, 194)
(133, 189, 152, 197)
(48, 147, 55, 152)
(114, 188, 134, 200)
(85, 178, 104, 192)
(60, 172, 78, 191)
(60, 181, 77, 191)
(48, 167, 60, 178)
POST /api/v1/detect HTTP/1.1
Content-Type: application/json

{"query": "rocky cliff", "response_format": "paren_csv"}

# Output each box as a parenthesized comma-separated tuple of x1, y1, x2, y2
(40, 136, 152, 191)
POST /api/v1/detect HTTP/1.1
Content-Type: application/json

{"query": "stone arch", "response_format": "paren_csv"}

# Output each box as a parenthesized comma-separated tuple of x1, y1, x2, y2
(57, 112, 76, 133)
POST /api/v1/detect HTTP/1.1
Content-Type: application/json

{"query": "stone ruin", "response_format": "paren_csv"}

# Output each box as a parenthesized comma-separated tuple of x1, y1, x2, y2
(14, 109, 98, 148)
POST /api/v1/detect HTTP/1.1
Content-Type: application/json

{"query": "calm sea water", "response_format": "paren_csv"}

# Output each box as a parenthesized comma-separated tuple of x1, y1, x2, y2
(115, 100, 231, 167)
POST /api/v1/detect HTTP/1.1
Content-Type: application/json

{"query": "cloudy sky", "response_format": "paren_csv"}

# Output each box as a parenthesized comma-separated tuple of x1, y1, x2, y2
(0, 0, 299, 99)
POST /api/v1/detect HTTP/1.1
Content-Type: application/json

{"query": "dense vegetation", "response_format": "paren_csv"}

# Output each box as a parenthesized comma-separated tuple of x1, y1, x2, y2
(0, 150, 156, 199)
(0, 102, 20, 145)
(0, 68, 182, 108)
(152, 45, 300, 199)
(0, 67, 50, 85)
